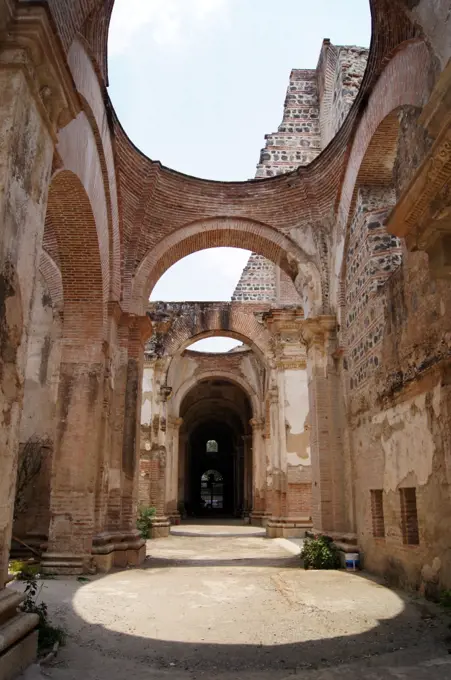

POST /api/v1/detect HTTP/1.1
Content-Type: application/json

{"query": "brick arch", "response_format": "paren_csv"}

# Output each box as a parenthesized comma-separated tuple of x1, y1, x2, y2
(330, 39, 434, 310)
(57, 111, 110, 310)
(339, 106, 418, 294)
(156, 304, 271, 361)
(67, 38, 122, 301)
(337, 40, 433, 231)
(46, 170, 105, 357)
(170, 371, 261, 421)
(130, 217, 321, 315)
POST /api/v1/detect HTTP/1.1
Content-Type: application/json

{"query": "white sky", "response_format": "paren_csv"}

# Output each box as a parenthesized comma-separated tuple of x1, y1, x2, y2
(108, 0, 371, 350)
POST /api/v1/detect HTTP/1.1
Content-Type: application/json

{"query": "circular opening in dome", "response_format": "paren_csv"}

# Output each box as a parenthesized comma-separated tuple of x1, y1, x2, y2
(108, 0, 371, 181)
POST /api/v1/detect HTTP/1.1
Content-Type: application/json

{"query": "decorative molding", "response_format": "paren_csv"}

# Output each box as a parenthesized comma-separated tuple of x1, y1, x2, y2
(276, 359, 307, 370)
(299, 315, 337, 349)
(167, 416, 183, 429)
(0, 5, 81, 143)
(387, 59, 451, 273)
(249, 417, 265, 431)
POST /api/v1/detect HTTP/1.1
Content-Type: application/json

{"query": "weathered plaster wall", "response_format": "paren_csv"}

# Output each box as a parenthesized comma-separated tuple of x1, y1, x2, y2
(343, 200, 451, 591)
(284, 368, 312, 519)
(284, 369, 310, 468)
(406, 0, 451, 70)
(14, 272, 62, 541)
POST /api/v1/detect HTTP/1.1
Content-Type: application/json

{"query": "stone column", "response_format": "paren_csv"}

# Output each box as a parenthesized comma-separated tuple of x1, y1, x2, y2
(249, 418, 269, 525)
(242, 434, 252, 516)
(0, 9, 80, 673)
(146, 386, 172, 538)
(43, 355, 105, 574)
(265, 362, 287, 526)
(117, 316, 150, 564)
(0, 5, 79, 588)
(301, 316, 347, 535)
(178, 432, 188, 512)
(165, 416, 183, 522)
(91, 307, 147, 571)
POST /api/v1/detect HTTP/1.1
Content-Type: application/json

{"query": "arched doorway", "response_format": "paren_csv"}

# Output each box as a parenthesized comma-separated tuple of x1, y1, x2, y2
(178, 378, 253, 519)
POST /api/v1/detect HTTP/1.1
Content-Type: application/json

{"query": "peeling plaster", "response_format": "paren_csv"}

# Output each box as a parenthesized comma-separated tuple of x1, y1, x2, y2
(372, 386, 440, 491)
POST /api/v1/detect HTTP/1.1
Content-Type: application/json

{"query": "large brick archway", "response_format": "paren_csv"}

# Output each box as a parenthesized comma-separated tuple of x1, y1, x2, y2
(45, 170, 105, 352)
(147, 301, 272, 363)
(130, 217, 321, 316)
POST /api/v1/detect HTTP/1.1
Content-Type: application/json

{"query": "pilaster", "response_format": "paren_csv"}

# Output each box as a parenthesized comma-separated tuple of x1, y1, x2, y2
(300, 316, 347, 535)
(249, 418, 270, 526)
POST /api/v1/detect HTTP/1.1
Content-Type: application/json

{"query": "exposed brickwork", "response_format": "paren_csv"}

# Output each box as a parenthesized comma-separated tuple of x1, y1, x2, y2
(400, 488, 420, 545)
(370, 489, 385, 538)
(146, 301, 272, 360)
(1, 7, 450, 660)
(237, 42, 367, 308)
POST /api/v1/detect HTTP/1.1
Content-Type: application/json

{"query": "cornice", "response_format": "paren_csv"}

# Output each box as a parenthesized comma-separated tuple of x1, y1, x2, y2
(299, 315, 337, 349)
(0, 5, 81, 143)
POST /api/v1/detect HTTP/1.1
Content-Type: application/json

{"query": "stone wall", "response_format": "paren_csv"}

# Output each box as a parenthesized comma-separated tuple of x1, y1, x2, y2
(235, 41, 368, 308)
(342, 198, 451, 592)
(232, 253, 277, 302)
(316, 42, 369, 147)
(255, 69, 321, 179)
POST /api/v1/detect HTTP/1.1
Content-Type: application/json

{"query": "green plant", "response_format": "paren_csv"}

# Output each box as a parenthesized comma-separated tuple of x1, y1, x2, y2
(300, 535, 340, 570)
(137, 505, 156, 539)
(9, 560, 40, 580)
(21, 576, 66, 653)
(440, 589, 451, 609)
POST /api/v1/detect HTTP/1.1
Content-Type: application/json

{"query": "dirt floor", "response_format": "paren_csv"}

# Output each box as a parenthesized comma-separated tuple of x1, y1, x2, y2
(15, 526, 451, 679)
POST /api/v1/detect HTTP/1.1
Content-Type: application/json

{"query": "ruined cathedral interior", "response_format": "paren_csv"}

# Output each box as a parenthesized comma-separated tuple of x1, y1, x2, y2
(1, 0, 451, 677)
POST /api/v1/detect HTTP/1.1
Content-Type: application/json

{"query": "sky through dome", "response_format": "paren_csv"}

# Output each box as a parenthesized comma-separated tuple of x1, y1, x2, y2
(108, 0, 371, 350)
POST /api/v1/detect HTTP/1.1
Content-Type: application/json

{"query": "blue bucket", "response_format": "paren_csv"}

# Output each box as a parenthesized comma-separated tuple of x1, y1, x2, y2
(345, 552, 360, 570)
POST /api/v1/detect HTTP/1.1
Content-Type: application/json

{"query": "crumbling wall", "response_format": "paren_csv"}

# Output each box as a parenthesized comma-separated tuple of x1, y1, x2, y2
(342, 195, 451, 591)
(14, 272, 62, 543)
(283, 368, 312, 518)
(316, 41, 369, 150)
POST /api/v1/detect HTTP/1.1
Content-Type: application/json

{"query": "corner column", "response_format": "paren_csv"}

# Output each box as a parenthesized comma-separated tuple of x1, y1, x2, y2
(91, 309, 148, 571)
(0, 5, 79, 587)
(249, 418, 270, 525)
(165, 416, 183, 523)
(0, 8, 80, 674)
(301, 316, 347, 535)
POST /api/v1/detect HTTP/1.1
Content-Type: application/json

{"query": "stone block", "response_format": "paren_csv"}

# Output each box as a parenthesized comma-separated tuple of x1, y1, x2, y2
(0, 629, 38, 680)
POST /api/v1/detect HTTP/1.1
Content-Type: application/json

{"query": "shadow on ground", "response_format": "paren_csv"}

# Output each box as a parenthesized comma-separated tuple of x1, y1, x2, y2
(14, 533, 451, 679)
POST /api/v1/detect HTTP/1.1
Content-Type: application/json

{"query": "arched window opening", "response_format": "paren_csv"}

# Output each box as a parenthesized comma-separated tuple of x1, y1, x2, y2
(206, 440, 218, 453)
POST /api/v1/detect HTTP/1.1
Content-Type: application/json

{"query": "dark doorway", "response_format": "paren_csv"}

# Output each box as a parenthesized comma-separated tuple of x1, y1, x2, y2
(178, 379, 253, 519)
(201, 469, 224, 510)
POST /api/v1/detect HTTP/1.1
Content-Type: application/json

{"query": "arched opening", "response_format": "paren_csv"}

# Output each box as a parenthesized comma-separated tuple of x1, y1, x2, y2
(130, 218, 321, 316)
(178, 378, 253, 519)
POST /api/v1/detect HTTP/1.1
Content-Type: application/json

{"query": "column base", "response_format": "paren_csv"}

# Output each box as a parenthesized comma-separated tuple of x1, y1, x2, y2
(150, 516, 171, 538)
(41, 552, 87, 575)
(169, 512, 181, 525)
(0, 589, 39, 680)
(250, 510, 271, 527)
(266, 516, 313, 538)
(92, 530, 146, 573)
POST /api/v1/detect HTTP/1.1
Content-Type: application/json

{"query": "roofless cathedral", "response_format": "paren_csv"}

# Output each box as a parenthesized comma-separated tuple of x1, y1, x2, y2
(1, 0, 451, 675)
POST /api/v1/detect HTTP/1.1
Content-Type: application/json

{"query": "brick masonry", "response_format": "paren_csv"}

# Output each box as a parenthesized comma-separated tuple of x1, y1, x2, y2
(235, 43, 368, 308)
(0, 13, 451, 675)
